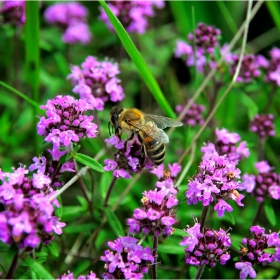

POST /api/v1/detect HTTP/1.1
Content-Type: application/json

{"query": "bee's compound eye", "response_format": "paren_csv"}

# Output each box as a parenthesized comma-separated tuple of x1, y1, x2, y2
(111, 113, 119, 125)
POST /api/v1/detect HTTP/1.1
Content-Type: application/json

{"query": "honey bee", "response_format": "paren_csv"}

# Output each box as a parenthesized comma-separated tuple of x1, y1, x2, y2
(109, 106, 182, 165)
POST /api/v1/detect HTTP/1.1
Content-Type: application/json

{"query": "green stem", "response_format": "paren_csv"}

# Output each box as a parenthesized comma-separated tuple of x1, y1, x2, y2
(200, 205, 209, 232)
(104, 176, 117, 207)
(195, 264, 205, 280)
(252, 202, 263, 226)
(6, 248, 19, 279)
(152, 235, 159, 279)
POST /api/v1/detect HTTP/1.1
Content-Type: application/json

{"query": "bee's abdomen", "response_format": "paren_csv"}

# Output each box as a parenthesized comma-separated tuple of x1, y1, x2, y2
(146, 141, 165, 165)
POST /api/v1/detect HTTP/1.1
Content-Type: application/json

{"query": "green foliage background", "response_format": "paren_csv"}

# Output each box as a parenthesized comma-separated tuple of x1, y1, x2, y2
(0, 1, 280, 279)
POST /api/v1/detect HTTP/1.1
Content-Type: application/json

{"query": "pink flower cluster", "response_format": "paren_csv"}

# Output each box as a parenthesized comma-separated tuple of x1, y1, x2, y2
(104, 135, 153, 179)
(99, 0, 165, 34)
(127, 163, 181, 236)
(44, 2, 92, 44)
(180, 222, 231, 267)
(239, 161, 280, 202)
(176, 101, 205, 126)
(250, 114, 275, 139)
(0, 166, 65, 249)
(202, 128, 250, 162)
(0, 0, 25, 26)
(186, 154, 244, 217)
(101, 236, 154, 279)
(67, 56, 124, 111)
(235, 225, 280, 279)
(37, 95, 98, 150)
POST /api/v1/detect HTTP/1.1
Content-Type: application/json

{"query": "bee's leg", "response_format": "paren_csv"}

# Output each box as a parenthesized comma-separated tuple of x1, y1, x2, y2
(123, 132, 135, 150)
(114, 127, 122, 141)
(139, 143, 147, 166)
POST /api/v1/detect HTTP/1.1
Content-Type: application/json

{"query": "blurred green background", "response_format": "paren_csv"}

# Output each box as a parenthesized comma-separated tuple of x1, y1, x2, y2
(0, 1, 280, 279)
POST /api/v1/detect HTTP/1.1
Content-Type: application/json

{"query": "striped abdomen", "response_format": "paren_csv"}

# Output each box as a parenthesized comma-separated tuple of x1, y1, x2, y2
(144, 138, 165, 166)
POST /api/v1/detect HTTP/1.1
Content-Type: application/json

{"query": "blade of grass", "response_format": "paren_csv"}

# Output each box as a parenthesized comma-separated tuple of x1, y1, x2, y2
(0, 81, 40, 109)
(99, 0, 176, 118)
(216, 1, 238, 36)
(169, 1, 190, 36)
(266, 1, 280, 34)
(25, 1, 40, 155)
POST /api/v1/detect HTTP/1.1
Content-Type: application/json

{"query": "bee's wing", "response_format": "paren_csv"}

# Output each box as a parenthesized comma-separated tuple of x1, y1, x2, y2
(144, 114, 183, 129)
(127, 120, 170, 144)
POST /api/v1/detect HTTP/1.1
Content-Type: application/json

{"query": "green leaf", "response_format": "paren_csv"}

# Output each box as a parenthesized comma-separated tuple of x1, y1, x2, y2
(48, 242, 59, 258)
(53, 52, 70, 77)
(263, 248, 276, 254)
(66, 145, 80, 161)
(63, 223, 97, 234)
(172, 228, 189, 237)
(224, 211, 236, 225)
(62, 206, 85, 221)
(25, 1, 41, 155)
(0, 81, 40, 109)
(216, 1, 238, 36)
(22, 256, 53, 279)
(239, 91, 259, 120)
(169, 2, 190, 36)
(73, 152, 104, 173)
(264, 199, 276, 226)
(158, 245, 185, 255)
(98, 0, 176, 118)
(266, 2, 280, 34)
(54, 195, 63, 218)
(189, 266, 198, 279)
(77, 195, 88, 210)
(104, 208, 124, 237)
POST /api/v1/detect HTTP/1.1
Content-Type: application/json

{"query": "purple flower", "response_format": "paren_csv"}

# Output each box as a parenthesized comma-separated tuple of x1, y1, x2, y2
(58, 271, 99, 280)
(0, 166, 66, 249)
(235, 262, 256, 279)
(176, 102, 205, 127)
(202, 128, 250, 162)
(239, 174, 256, 192)
(214, 199, 233, 217)
(180, 223, 231, 267)
(0, 0, 25, 26)
(241, 161, 280, 202)
(258, 47, 280, 86)
(268, 185, 280, 200)
(174, 23, 222, 73)
(44, 2, 92, 45)
(29, 156, 47, 173)
(250, 114, 275, 139)
(188, 22, 221, 53)
(67, 56, 125, 110)
(32, 172, 51, 189)
(99, 1, 164, 34)
(38, 95, 98, 149)
(127, 162, 180, 237)
(236, 225, 280, 277)
(104, 159, 118, 171)
(104, 134, 152, 179)
(150, 162, 181, 181)
(174, 41, 207, 73)
(186, 154, 243, 216)
(174, 41, 192, 58)
(255, 161, 272, 173)
(45, 217, 66, 235)
(100, 236, 154, 279)
(230, 54, 261, 83)
(60, 162, 75, 173)
(62, 22, 92, 45)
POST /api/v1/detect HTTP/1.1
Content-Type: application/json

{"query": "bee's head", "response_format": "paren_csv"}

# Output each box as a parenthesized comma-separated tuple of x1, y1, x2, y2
(108, 106, 123, 136)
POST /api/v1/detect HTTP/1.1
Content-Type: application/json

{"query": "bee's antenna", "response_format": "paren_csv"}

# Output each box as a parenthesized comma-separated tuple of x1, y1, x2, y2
(108, 122, 111, 136)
